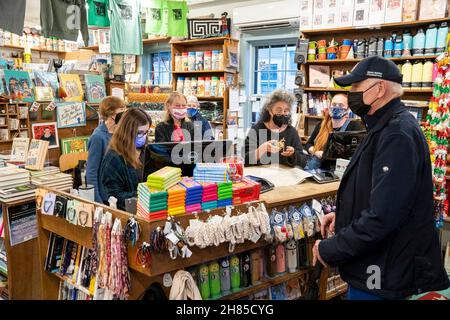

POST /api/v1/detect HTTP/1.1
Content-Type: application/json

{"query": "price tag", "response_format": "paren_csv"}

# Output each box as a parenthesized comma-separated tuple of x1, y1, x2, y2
(166, 232, 179, 245)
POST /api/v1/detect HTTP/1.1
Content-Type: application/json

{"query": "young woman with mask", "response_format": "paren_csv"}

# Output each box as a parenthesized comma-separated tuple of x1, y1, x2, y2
(243, 89, 307, 167)
(100, 108, 152, 210)
(155, 92, 195, 142)
(304, 94, 364, 170)
(86, 96, 126, 203)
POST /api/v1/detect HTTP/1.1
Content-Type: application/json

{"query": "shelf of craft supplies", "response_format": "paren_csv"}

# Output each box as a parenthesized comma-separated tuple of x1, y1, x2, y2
(172, 70, 236, 74)
(219, 269, 310, 300)
(306, 55, 439, 64)
(304, 87, 433, 93)
(170, 36, 238, 46)
(300, 17, 450, 35)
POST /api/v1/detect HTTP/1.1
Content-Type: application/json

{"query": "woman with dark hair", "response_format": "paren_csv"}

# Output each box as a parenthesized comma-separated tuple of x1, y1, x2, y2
(243, 89, 307, 167)
(100, 108, 152, 210)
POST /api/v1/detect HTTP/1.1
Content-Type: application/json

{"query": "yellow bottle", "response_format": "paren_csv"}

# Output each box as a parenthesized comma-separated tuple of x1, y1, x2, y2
(401, 61, 412, 88)
(411, 61, 423, 89)
(421, 60, 434, 89)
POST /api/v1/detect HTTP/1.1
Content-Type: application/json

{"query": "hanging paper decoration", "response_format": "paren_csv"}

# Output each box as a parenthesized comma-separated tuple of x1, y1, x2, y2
(422, 55, 450, 228)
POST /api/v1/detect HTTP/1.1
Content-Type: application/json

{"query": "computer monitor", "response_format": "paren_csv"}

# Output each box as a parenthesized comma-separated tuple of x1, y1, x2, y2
(144, 140, 234, 178)
(323, 130, 367, 161)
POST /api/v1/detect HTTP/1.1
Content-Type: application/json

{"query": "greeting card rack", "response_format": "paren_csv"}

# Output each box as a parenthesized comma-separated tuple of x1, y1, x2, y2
(36, 181, 340, 300)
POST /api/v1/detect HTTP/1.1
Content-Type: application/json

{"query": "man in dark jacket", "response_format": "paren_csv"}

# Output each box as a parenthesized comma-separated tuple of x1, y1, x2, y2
(313, 56, 449, 299)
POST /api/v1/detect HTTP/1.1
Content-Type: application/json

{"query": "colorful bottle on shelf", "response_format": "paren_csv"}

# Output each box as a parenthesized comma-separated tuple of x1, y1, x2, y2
(212, 50, 220, 70)
(197, 77, 205, 96)
(220, 258, 231, 294)
(188, 52, 196, 71)
(198, 264, 210, 299)
(183, 77, 191, 96)
(402, 60, 413, 88)
(275, 243, 286, 274)
(230, 255, 240, 292)
(218, 77, 225, 97)
(182, 52, 189, 71)
(411, 61, 424, 88)
(436, 22, 449, 54)
(412, 28, 425, 56)
(177, 77, 185, 93)
(384, 36, 394, 58)
(393, 35, 403, 58)
(368, 37, 378, 56)
(204, 76, 212, 97)
(250, 249, 262, 284)
(286, 240, 298, 273)
(209, 261, 221, 299)
(376, 38, 384, 57)
(211, 76, 219, 97)
(240, 252, 252, 288)
(265, 244, 278, 278)
(402, 30, 413, 56)
(424, 23, 438, 56)
(195, 51, 204, 71)
(422, 60, 434, 89)
(204, 51, 212, 71)
(191, 77, 198, 96)
(175, 53, 182, 72)
(432, 62, 439, 82)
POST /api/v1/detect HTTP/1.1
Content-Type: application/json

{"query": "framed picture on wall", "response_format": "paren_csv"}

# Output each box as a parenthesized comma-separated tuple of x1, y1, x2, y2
(32, 122, 59, 149)
(61, 136, 89, 154)
(56, 102, 87, 129)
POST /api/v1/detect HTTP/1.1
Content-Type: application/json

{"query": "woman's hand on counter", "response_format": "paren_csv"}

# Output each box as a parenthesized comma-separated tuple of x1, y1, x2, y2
(281, 146, 295, 157)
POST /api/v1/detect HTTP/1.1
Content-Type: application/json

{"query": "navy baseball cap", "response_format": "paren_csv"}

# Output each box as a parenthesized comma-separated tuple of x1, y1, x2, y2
(334, 56, 403, 86)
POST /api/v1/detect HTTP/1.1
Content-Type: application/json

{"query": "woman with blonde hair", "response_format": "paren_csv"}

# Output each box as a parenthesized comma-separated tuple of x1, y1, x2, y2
(305, 94, 364, 170)
(155, 92, 194, 142)
(100, 108, 152, 210)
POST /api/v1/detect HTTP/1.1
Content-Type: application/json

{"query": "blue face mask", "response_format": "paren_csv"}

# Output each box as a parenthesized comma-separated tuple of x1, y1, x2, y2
(330, 106, 348, 120)
(187, 108, 198, 118)
(135, 134, 147, 149)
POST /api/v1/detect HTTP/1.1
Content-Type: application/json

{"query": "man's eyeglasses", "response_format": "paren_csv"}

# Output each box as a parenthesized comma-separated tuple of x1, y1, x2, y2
(331, 103, 346, 109)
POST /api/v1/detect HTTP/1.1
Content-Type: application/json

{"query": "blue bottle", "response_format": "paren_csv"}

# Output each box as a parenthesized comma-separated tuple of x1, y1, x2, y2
(402, 30, 413, 56)
(424, 24, 438, 56)
(393, 36, 403, 58)
(412, 28, 425, 56)
(384, 37, 394, 58)
(436, 22, 449, 54)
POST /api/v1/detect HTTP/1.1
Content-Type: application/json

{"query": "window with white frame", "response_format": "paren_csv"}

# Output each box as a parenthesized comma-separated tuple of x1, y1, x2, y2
(144, 51, 172, 85)
(253, 43, 297, 95)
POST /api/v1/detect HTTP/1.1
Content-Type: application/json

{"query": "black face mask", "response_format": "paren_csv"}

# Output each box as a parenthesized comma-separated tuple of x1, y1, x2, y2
(347, 82, 380, 117)
(272, 114, 291, 128)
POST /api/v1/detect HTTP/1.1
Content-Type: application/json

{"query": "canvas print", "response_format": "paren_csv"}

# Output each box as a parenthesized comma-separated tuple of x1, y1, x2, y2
(32, 122, 59, 149)
(84, 74, 106, 103)
(61, 136, 89, 154)
(59, 74, 84, 102)
(56, 102, 87, 128)
(33, 71, 59, 100)
(4, 70, 34, 102)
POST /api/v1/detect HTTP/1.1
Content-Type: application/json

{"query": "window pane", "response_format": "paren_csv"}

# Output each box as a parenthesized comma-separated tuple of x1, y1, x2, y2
(256, 46, 270, 71)
(286, 46, 297, 70)
(285, 71, 297, 92)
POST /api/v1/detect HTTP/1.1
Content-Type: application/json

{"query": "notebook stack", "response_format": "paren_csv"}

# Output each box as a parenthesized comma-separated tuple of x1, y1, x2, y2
(137, 183, 168, 221)
(167, 184, 186, 216)
(232, 177, 261, 205)
(179, 177, 203, 213)
(30, 167, 73, 191)
(193, 163, 230, 183)
(217, 182, 233, 208)
(147, 167, 182, 191)
(0, 167, 35, 203)
(200, 182, 218, 211)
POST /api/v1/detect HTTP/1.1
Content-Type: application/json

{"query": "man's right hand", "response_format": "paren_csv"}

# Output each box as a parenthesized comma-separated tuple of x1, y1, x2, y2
(321, 212, 336, 238)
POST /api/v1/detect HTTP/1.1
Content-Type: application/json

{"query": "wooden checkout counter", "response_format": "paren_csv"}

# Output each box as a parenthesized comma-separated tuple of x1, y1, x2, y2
(5, 179, 341, 300)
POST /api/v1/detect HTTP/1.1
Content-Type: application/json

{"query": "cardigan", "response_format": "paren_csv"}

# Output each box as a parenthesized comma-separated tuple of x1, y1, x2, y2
(155, 119, 195, 143)
(100, 149, 139, 210)
(86, 123, 112, 203)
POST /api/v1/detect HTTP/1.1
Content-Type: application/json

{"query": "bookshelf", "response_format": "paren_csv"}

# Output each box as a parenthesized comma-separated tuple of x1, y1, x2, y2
(0, 101, 31, 153)
(170, 37, 239, 139)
